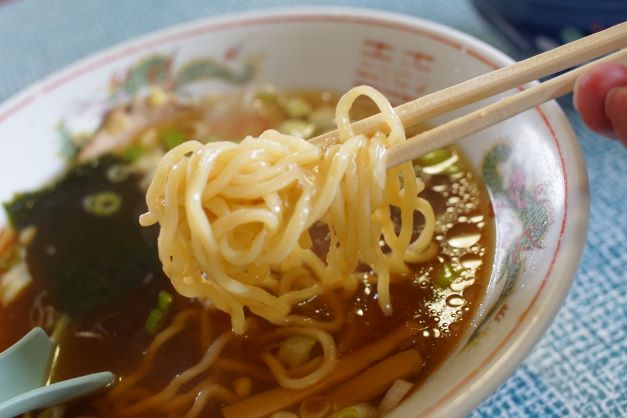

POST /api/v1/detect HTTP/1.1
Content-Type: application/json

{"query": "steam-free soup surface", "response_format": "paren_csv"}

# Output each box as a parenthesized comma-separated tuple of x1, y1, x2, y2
(0, 90, 493, 418)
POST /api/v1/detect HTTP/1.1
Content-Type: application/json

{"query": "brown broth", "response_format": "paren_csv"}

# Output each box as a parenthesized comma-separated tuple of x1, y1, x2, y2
(0, 90, 494, 418)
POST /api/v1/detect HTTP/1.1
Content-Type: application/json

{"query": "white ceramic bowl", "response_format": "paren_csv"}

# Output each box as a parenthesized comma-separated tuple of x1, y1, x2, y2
(0, 7, 588, 418)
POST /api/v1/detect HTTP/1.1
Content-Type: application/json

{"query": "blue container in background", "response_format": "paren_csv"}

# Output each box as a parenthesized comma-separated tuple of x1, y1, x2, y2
(472, 0, 627, 58)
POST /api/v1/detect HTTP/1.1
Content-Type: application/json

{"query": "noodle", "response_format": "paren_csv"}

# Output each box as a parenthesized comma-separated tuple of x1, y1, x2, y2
(281, 290, 345, 332)
(107, 309, 199, 399)
(141, 85, 437, 336)
(184, 384, 237, 418)
(260, 327, 337, 389)
(106, 309, 237, 418)
(120, 332, 231, 415)
(213, 358, 276, 382)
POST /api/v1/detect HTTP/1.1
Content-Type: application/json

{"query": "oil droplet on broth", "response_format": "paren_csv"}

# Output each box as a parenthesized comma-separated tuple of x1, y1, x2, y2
(431, 175, 450, 192)
(446, 223, 481, 248)
(446, 294, 465, 307)
(468, 213, 484, 223)
(460, 254, 483, 269)
(450, 278, 475, 292)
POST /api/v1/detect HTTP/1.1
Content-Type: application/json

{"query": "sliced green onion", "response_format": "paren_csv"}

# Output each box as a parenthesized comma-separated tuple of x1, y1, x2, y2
(121, 144, 144, 162)
(434, 263, 457, 289)
(277, 335, 317, 369)
(442, 164, 461, 174)
(145, 308, 163, 334)
(309, 106, 336, 133)
(417, 148, 452, 166)
(377, 379, 413, 416)
(157, 291, 173, 311)
(161, 128, 187, 150)
(106, 164, 132, 183)
(145, 291, 173, 334)
(333, 408, 360, 418)
(255, 88, 277, 103)
(82, 192, 122, 217)
(279, 120, 315, 139)
(418, 147, 460, 175)
(332, 405, 375, 418)
(284, 97, 312, 118)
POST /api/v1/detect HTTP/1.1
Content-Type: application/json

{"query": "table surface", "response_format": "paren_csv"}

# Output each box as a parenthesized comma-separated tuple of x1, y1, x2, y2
(1, 1, 625, 417)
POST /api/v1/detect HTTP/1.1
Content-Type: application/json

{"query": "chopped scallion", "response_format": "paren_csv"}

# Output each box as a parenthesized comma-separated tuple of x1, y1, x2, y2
(121, 144, 144, 162)
(333, 409, 360, 418)
(417, 148, 452, 166)
(277, 335, 317, 369)
(278, 120, 315, 139)
(157, 291, 173, 311)
(309, 106, 336, 132)
(332, 405, 375, 418)
(442, 164, 461, 174)
(145, 308, 163, 334)
(106, 164, 132, 183)
(377, 379, 413, 416)
(284, 97, 312, 118)
(434, 263, 457, 289)
(82, 191, 122, 217)
(255, 89, 277, 103)
(161, 128, 187, 150)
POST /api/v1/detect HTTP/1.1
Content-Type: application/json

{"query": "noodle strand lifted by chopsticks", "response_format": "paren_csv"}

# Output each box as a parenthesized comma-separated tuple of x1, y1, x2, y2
(140, 86, 437, 334)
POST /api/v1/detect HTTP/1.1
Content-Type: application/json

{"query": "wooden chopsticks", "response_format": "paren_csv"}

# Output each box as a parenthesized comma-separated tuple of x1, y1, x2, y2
(386, 47, 627, 168)
(307, 22, 627, 166)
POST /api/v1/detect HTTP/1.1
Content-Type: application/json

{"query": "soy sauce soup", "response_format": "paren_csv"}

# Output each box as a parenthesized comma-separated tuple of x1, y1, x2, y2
(0, 90, 493, 418)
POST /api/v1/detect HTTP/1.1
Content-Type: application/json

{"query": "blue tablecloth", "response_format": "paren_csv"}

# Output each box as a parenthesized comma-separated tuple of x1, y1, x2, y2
(1, 1, 625, 417)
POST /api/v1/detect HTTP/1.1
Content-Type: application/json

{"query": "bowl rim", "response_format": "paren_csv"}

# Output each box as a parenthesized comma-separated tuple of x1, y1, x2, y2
(0, 6, 589, 417)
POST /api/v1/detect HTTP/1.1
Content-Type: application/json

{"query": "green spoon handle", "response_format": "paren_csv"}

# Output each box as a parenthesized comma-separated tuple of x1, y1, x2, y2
(0, 371, 115, 418)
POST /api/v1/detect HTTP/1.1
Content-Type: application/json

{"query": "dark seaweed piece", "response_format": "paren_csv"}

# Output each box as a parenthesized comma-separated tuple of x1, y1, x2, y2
(3, 156, 162, 318)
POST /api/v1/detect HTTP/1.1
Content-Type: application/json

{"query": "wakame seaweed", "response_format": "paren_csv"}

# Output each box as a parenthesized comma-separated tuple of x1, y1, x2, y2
(3, 156, 162, 318)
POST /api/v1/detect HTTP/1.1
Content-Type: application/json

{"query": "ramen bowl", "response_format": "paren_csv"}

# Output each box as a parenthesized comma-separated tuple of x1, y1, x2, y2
(0, 7, 587, 417)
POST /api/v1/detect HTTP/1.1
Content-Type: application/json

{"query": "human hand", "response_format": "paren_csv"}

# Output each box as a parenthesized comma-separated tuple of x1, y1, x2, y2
(573, 62, 627, 146)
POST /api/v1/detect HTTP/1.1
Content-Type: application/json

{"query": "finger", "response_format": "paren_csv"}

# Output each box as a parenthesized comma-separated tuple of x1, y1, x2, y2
(605, 86, 627, 146)
(573, 63, 627, 138)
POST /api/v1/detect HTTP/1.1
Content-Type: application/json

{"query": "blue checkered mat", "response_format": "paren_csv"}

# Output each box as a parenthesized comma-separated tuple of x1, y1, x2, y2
(1, 1, 625, 416)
